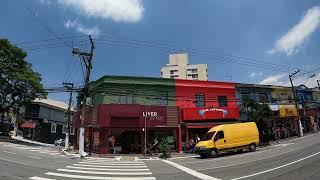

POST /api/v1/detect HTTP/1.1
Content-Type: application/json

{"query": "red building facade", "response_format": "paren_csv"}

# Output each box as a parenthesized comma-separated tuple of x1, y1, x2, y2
(175, 79, 240, 150)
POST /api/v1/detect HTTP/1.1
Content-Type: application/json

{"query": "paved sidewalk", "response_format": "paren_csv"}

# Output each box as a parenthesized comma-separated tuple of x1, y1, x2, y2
(10, 135, 55, 147)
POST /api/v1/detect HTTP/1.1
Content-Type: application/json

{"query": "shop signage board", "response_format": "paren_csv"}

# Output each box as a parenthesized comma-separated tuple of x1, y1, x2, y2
(279, 105, 298, 118)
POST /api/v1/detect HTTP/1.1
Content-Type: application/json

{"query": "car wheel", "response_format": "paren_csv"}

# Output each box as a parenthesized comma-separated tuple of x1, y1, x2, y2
(249, 144, 256, 152)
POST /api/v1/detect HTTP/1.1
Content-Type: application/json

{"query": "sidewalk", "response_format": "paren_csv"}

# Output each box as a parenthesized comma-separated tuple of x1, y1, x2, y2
(10, 135, 55, 147)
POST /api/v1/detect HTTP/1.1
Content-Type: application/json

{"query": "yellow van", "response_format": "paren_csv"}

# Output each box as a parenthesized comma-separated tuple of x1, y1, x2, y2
(195, 122, 259, 158)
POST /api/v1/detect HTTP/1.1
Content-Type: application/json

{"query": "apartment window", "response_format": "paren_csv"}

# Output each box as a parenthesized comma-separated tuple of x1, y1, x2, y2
(195, 94, 205, 107)
(62, 125, 66, 134)
(191, 74, 198, 78)
(51, 123, 57, 133)
(218, 96, 228, 107)
(259, 93, 268, 103)
(158, 91, 168, 106)
(160, 71, 163, 76)
(170, 75, 179, 79)
(119, 92, 135, 104)
(170, 70, 178, 74)
(64, 112, 67, 119)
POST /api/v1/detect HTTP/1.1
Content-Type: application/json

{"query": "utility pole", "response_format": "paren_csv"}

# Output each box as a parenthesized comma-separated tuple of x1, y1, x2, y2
(289, 69, 303, 137)
(72, 35, 95, 157)
(317, 80, 320, 91)
(62, 82, 74, 150)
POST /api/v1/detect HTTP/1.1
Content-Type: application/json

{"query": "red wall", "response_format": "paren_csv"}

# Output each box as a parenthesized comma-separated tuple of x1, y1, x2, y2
(175, 79, 240, 120)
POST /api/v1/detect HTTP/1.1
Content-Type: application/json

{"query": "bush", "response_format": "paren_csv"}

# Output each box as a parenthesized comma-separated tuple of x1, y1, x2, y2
(159, 137, 171, 159)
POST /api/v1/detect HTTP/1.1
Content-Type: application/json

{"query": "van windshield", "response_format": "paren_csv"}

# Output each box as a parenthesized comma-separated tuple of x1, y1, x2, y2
(205, 131, 216, 140)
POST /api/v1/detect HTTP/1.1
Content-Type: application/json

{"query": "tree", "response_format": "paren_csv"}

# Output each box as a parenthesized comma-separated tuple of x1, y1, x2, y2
(242, 97, 273, 132)
(0, 39, 46, 135)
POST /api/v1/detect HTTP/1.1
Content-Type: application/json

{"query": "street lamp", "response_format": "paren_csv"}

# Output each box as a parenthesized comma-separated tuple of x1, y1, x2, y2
(303, 74, 316, 85)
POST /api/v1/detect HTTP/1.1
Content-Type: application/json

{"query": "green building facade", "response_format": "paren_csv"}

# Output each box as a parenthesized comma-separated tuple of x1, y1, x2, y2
(89, 76, 176, 106)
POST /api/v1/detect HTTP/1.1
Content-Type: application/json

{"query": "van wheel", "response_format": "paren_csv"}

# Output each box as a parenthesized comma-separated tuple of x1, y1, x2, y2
(249, 144, 256, 152)
(210, 150, 218, 158)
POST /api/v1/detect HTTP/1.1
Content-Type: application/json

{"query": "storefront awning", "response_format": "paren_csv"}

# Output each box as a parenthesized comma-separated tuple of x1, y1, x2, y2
(183, 121, 240, 129)
(20, 121, 37, 129)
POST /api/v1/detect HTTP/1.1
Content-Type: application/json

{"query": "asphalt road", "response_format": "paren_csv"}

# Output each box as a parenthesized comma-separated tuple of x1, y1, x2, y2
(150, 132, 320, 180)
(1, 133, 320, 180)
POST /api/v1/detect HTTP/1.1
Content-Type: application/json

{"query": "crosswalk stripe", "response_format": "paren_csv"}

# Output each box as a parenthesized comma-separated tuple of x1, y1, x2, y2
(29, 176, 56, 180)
(79, 162, 145, 165)
(56, 168, 152, 175)
(45, 172, 156, 180)
(73, 164, 148, 168)
(66, 166, 150, 171)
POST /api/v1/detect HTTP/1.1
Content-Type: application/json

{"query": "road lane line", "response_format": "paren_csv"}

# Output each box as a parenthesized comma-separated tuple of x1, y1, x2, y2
(169, 155, 199, 160)
(28, 156, 42, 159)
(162, 159, 221, 180)
(0, 157, 29, 166)
(73, 164, 148, 168)
(231, 151, 320, 180)
(78, 162, 145, 166)
(29, 176, 56, 180)
(45, 172, 156, 180)
(66, 165, 150, 171)
(56, 168, 152, 175)
(3, 150, 17, 155)
(79, 161, 144, 164)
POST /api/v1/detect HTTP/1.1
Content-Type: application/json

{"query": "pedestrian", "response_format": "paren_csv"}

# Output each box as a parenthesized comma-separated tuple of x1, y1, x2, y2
(189, 137, 195, 153)
(276, 127, 281, 143)
(109, 135, 116, 154)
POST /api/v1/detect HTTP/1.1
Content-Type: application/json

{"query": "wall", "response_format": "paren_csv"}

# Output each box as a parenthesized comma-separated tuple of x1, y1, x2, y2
(271, 87, 293, 105)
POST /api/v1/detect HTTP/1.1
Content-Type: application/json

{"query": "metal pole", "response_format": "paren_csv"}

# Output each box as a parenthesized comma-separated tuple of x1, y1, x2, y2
(144, 115, 147, 157)
(289, 74, 303, 137)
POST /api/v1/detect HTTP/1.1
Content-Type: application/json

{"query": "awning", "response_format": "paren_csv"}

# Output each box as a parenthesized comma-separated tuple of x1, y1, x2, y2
(267, 104, 279, 111)
(20, 121, 37, 129)
(182, 121, 240, 129)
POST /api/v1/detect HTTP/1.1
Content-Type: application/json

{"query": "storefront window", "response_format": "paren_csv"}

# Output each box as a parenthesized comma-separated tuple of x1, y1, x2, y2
(195, 94, 205, 107)
(119, 93, 135, 104)
(158, 91, 168, 106)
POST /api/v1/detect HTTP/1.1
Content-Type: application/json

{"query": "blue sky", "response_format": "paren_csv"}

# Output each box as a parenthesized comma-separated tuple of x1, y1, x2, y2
(1, 0, 320, 103)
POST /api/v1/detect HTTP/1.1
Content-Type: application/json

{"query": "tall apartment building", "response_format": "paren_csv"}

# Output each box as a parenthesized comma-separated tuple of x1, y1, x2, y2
(160, 53, 208, 81)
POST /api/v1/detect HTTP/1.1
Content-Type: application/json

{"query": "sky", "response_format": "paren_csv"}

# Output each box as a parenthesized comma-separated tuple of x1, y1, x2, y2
(1, 0, 320, 103)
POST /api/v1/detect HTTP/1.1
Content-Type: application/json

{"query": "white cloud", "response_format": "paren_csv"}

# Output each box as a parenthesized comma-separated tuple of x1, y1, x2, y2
(268, 6, 320, 55)
(64, 20, 101, 35)
(57, 0, 144, 23)
(259, 73, 288, 86)
(249, 72, 263, 78)
(259, 73, 319, 88)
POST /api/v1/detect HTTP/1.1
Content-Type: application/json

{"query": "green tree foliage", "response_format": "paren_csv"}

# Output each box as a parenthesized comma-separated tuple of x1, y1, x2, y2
(242, 97, 273, 132)
(159, 137, 171, 159)
(0, 39, 46, 126)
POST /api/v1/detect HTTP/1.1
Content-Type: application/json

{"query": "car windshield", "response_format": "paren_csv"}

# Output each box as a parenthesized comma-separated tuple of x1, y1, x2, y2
(205, 131, 216, 140)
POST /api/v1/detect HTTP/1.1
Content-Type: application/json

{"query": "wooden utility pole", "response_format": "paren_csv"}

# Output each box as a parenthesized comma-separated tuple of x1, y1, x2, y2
(72, 35, 95, 157)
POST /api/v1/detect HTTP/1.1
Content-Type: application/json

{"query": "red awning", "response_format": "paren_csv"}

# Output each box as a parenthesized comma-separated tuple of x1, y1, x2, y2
(20, 121, 37, 129)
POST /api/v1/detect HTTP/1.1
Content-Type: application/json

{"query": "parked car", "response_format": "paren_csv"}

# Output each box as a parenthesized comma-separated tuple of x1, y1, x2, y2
(54, 139, 65, 146)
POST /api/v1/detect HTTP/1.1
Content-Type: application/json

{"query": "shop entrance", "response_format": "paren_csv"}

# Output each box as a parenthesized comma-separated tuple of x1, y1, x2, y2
(119, 131, 141, 154)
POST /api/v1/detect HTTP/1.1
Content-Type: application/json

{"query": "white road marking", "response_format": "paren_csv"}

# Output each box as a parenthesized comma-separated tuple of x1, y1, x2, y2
(79, 162, 145, 165)
(66, 165, 150, 171)
(3, 150, 17, 155)
(29, 176, 56, 180)
(0, 157, 29, 166)
(231, 151, 320, 180)
(73, 164, 148, 168)
(169, 155, 199, 160)
(28, 156, 42, 160)
(45, 172, 156, 180)
(162, 160, 221, 180)
(56, 168, 152, 175)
